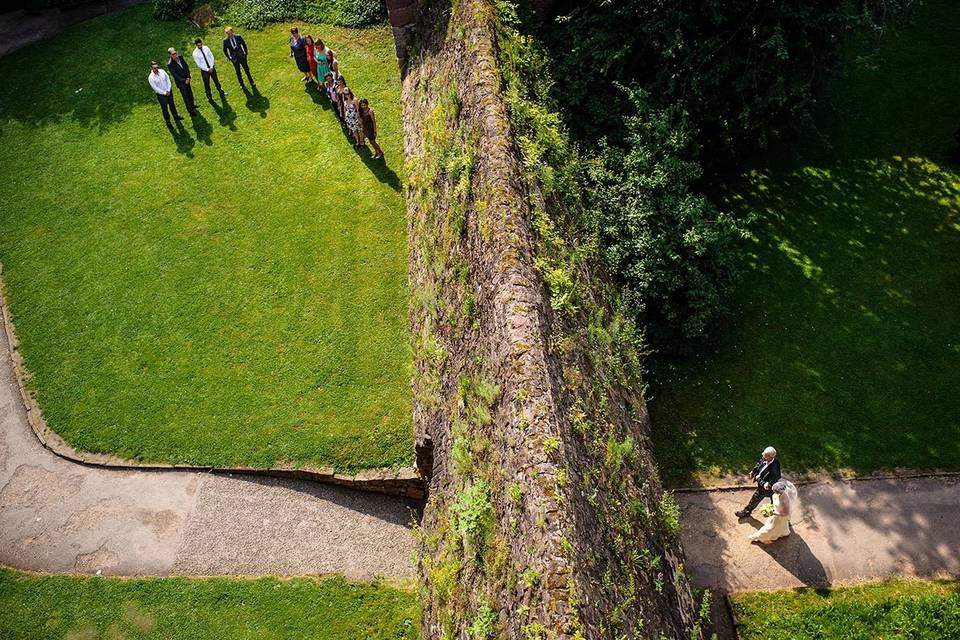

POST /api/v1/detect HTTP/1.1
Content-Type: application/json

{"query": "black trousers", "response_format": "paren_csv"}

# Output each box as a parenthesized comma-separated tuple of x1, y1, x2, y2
(742, 486, 774, 514)
(201, 67, 224, 98)
(156, 92, 180, 124)
(174, 80, 197, 114)
(230, 56, 254, 87)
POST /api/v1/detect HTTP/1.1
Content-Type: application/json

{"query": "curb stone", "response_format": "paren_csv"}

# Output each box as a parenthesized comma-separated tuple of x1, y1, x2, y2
(673, 469, 960, 494)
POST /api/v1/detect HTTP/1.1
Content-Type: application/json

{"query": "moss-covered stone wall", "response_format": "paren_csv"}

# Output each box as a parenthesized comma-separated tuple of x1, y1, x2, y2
(399, 0, 705, 636)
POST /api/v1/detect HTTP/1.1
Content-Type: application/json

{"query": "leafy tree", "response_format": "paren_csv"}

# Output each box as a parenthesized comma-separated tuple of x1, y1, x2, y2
(586, 88, 748, 345)
(547, 0, 915, 155)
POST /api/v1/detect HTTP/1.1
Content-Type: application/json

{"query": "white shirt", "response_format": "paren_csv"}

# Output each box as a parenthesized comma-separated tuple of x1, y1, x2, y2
(192, 45, 216, 72)
(148, 69, 172, 95)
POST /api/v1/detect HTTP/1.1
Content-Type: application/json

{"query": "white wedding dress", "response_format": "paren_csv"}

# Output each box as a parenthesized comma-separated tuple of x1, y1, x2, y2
(749, 480, 797, 543)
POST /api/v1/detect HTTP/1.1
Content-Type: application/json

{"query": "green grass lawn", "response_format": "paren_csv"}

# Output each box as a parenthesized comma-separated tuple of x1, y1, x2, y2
(0, 568, 418, 639)
(649, 0, 960, 486)
(0, 6, 412, 470)
(732, 579, 960, 640)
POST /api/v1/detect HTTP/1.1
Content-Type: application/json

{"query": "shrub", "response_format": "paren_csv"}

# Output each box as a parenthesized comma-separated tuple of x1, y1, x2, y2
(468, 603, 497, 638)
(658, 491, 682, 539)
(152, 0, 193, 21)
(586, 87, 748, 345)
(220, 0, 385, 30)
(453, 479, 494, 557)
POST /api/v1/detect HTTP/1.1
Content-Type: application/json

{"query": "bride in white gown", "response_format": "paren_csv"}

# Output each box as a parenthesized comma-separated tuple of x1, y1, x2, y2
(749, 480, 797, 543)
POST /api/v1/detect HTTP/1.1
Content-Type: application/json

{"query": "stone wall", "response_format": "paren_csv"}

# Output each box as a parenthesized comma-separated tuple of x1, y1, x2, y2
(398, 0, 702, 636)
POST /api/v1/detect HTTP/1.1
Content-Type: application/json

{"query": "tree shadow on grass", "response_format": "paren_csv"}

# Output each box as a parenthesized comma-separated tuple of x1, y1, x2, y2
(0, 4, 200, 132)
(650, 155, 960, 487)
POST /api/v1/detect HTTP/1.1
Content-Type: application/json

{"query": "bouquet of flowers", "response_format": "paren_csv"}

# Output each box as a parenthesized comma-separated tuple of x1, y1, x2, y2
(759, 503, 777, 518)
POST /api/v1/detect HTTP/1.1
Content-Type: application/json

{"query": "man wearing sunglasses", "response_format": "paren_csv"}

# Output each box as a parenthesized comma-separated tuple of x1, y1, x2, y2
(167, 46, 198, 116)
(147, 61, 183, 128)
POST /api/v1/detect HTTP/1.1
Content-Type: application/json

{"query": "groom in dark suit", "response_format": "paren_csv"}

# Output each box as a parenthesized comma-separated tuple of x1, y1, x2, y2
(736, 446, 782, 518)
(223, 26, 255, 90)
(167, 47, 197, 116)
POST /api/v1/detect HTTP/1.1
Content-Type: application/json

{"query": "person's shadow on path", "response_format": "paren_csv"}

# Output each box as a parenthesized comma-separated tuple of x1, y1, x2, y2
(243, 85, 270, 118)
(169, 120, 195, 157)
(744, 518, 831, 588)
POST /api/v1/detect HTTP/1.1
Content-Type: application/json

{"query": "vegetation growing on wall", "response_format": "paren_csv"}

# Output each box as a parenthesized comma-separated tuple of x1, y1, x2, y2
(492, 0, 707, 635)
(404, 0, 706, 632)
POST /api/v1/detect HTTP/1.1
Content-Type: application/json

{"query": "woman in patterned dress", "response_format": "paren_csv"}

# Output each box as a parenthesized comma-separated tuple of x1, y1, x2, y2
(342, 88, 362, 146)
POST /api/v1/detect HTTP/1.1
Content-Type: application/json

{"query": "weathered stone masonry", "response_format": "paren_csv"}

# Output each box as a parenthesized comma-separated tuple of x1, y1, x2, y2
(394, 0, 702, 636)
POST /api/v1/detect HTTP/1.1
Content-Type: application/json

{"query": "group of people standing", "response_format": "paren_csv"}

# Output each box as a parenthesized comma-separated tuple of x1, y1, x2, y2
(147, 25, 383, 160)
(289, 26, 383, 159)
(148, 27, 256, 126)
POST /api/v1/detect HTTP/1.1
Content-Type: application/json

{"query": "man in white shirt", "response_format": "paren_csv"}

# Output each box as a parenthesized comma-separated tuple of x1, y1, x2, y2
(192, 37, 226, 101)
(147, 61, 182, 127)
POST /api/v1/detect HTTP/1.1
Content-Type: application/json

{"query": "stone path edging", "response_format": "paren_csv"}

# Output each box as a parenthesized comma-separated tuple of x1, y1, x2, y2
(0, 269, 425, 500)
(672, 469, 960, 493)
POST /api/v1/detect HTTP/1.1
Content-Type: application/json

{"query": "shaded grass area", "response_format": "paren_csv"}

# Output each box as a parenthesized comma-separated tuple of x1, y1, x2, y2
(0, 568, 419, 639)
(649, 0, 960, 485)
(0, 6, 411, 470)
(732, 579, 960, 640)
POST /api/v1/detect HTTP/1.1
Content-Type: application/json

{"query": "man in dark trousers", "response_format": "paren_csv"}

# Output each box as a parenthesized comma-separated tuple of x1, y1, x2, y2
(192, 37, 225, 101)
(222, 26, 255, 90)
(736, 446, 782, 518)
(147, 61, 182, 128)
(167, 46, 197, 116)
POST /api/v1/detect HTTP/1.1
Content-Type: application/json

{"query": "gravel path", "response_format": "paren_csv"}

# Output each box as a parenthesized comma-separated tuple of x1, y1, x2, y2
(0, 326, 418, 578)
(678, 477, 960, 592)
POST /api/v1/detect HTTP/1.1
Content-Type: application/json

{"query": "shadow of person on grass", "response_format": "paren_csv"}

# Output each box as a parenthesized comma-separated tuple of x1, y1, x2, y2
(356, 144, 402, 192)
(304, 82, 330, 110)
(169, 121, 195, 157)
(243, 85, 270, 118)
(209, 95, 237, 131)
(191, 111, 214, 146)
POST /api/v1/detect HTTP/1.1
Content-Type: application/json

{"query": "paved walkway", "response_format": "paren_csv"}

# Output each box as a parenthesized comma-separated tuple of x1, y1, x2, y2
(678, 477, 960, 592)
(0, 327, 417, 579)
